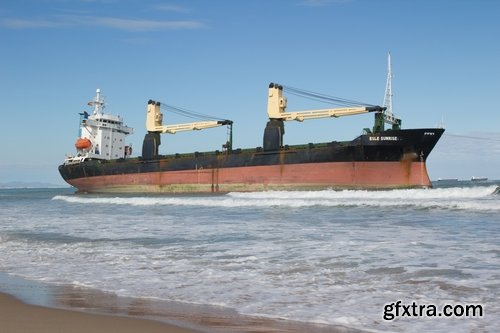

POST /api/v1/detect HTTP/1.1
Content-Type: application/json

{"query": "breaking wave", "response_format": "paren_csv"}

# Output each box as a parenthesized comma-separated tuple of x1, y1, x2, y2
(52, 185, 500, 211)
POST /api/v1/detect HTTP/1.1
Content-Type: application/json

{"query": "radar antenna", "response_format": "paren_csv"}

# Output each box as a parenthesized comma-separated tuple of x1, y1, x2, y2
(88, 88, 105, 115)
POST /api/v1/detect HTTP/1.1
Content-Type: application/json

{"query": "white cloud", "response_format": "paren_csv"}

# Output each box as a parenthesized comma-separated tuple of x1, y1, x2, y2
(0, 15, 204, 31)
(78, 15, 204, 31)
(153, 4, 190, 13)
(298, 0, 351, 7)
(0, 18, 66, 29)
(435, 132, 500, 160)
(429, 131, 500, 179)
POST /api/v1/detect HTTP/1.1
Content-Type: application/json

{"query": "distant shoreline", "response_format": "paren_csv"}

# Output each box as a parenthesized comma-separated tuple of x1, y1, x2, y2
(0, 182, 69, 189)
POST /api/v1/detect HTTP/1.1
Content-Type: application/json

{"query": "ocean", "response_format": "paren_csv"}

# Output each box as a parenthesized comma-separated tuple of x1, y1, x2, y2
(0, 183, 499, 332)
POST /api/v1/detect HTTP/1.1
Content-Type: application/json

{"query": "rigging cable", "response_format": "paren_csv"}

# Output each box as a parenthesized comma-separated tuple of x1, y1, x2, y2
(157, 101, 226, 121)
(444, 133, 500, 142)
(281, 84, 377, 107)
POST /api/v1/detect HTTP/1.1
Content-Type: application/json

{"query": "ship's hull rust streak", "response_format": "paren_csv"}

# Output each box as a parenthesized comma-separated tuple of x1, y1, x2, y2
(65, 161, 431, 193)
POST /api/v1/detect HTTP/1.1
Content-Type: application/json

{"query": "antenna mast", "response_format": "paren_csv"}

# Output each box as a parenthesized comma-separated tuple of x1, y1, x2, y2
(382, 53, 401, 129)
(383, 53, 393, 116)
(89, 88, 105, 115)
(373, 53, 401, 133)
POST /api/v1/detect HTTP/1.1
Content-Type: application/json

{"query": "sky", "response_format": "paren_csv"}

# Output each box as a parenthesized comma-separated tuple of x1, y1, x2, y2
(1, 0, 499, 185)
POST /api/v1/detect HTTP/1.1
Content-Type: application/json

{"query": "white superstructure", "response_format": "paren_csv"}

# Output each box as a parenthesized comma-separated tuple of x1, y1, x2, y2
(64, 89, 134, 165)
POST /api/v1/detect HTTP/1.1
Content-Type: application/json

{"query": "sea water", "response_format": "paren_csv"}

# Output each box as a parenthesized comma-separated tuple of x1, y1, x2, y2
(0, 183, 499, 332)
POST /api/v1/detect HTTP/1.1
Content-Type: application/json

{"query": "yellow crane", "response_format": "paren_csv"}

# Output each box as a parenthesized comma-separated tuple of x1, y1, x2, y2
(267, 83, 385, 121)
(263, 83, 385, 151)
(142, 100, 232, 159)
(146, 100, 232, 133)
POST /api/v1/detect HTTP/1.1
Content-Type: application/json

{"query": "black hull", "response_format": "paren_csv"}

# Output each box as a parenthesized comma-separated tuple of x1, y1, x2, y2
(59, 128, 444, 187)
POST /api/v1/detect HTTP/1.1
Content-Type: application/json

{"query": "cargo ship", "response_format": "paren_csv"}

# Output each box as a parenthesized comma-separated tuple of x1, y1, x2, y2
(58, 60, 444, 193)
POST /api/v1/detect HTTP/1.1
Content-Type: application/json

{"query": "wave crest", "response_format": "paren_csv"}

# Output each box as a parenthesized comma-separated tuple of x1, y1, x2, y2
(52, 186, 500, 211)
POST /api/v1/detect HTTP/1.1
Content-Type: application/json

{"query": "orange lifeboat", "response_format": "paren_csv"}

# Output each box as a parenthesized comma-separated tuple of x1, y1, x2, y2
(75, 138, 92, 150)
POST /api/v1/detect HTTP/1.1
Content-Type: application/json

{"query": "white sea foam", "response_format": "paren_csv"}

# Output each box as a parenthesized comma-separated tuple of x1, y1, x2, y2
(2, 187, 500, 333)
(52, 185, 500, 211)
(229, 185, 499, 200)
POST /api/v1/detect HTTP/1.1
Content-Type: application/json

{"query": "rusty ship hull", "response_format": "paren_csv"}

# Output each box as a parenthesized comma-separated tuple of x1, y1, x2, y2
(58, 128, 444, 193)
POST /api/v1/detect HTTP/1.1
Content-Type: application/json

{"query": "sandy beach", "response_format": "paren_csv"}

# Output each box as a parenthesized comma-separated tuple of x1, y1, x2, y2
(0, 290, 364, 333)
(0, 272, 362, 333)
(0, 292, 198, 333)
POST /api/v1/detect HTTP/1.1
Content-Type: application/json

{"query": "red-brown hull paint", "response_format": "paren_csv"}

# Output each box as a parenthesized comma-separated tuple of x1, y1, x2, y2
(67, 161, 431, 193)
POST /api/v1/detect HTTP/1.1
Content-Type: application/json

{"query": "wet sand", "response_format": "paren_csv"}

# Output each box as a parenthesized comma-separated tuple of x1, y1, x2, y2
(0, 272, 365, 333)
(0, 292, 197, 333)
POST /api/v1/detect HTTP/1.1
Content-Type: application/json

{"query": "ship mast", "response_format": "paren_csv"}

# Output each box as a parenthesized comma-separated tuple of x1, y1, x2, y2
(89, 88, 105, 115)
(373, 53, 401, 132)
(383, 53, 393, 117)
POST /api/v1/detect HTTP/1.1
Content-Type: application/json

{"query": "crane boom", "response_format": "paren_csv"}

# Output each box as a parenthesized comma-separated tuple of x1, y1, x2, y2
(146, 100, 232, 133)
(158, 120, 231, 134)
(142, 99, 233, 160)
(267, 83, 385, 121)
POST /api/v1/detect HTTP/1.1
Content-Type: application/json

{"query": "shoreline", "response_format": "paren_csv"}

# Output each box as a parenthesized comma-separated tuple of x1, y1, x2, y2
(0, 272, 364, 333)
(0, 292, 197, 333)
